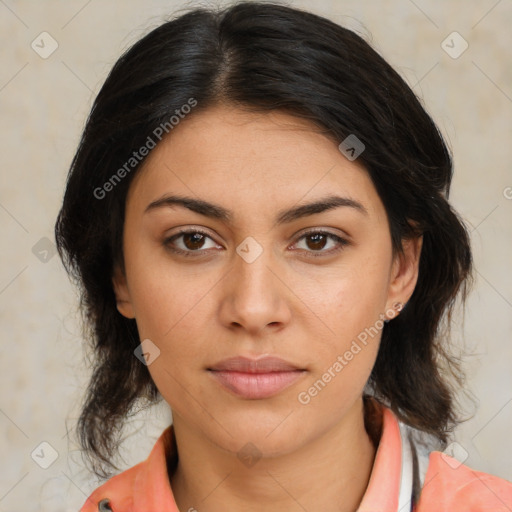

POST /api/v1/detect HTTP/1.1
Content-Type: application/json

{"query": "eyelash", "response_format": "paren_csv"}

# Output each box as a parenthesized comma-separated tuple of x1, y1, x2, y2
(163, 228, 349, 258)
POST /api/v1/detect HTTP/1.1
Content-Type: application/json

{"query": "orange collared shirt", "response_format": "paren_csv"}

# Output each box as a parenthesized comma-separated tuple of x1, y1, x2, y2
(80, 405, 512, 511)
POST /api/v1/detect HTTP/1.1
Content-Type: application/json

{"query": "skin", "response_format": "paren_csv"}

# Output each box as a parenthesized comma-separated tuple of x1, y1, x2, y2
(113, 103, 422, 512)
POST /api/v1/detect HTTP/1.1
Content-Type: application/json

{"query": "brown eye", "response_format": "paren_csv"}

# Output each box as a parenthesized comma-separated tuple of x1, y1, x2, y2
(293, 230, 349, 257)
(305, 233, 328, 251)
(164, 229, 220, 256)
(182, 232, 207, 250)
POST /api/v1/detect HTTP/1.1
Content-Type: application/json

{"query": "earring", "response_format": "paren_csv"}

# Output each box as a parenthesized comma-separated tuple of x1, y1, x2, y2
(384, 301, 404, 323)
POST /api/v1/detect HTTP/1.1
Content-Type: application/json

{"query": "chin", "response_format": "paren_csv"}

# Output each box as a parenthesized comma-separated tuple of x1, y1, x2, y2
(203, 412, 310, 459)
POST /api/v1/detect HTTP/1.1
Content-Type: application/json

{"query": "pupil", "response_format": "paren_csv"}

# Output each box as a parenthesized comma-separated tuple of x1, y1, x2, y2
(308, 233, 326, 250)
(185, 233, 204, 250)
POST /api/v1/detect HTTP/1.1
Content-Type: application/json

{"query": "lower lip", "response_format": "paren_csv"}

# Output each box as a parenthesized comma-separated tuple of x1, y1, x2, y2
(208, 370, 306, 399)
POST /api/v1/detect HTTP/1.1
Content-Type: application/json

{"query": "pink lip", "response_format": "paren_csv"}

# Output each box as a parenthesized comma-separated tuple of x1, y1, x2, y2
(208, 356, 307, 399)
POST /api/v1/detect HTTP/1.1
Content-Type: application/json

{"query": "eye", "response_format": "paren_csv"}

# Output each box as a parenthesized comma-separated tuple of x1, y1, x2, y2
(163, 228, 349, 258)
(292, 230, 349, 257)
(164, 229, 221, 257)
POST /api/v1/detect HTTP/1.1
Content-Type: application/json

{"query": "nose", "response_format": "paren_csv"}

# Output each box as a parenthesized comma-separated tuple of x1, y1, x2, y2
(218, 238, 291, 335)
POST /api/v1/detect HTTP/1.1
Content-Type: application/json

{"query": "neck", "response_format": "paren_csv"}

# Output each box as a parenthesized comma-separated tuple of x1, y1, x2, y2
(169, 398, 379, 512)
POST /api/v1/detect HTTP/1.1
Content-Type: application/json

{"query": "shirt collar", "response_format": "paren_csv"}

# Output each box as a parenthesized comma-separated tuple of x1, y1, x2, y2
(131, 399, 404, 512)
(132, 425, 179, 511)
(358, 403, 405, 511)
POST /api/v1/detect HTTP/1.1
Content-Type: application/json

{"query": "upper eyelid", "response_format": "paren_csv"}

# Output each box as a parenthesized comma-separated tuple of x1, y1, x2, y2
(295, 227, 349, 239)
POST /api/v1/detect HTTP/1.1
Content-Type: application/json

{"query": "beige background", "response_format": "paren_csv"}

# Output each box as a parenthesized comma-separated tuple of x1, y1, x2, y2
(0, 0, 511, 509)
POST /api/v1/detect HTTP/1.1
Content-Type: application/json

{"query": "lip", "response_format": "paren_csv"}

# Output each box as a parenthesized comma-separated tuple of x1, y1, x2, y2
(207, 356, 307, 399)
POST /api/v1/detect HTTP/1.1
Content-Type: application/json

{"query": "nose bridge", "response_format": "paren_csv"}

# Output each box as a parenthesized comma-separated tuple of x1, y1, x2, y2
(233, 235, 276, 298)
(221, 235, 287, 330)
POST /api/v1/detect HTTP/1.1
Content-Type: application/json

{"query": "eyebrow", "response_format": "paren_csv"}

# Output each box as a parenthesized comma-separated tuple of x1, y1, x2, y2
(144, 193, 368, 226)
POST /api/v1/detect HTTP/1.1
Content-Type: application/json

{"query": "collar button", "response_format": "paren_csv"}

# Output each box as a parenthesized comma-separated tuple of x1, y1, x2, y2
(98, 498, 113, 511)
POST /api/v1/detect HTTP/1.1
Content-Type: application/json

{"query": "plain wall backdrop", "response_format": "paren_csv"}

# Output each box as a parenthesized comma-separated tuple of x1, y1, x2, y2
(0, 0, 511, 509)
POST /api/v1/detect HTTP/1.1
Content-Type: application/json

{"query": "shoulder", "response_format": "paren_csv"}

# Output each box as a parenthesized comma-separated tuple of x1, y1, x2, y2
(79, 425, 177, 511)
(416, 451, 512, 511)
(79, 462, 142, 511)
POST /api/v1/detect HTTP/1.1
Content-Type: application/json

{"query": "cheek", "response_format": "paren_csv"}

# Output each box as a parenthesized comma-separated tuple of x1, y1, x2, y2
(131, 281, 211, 344)
(124, 268, 217, 398)
(124, 237, 210, 339)
(300, 250, 391, 333)
(129, 273, 212, 406)
(296, 252, 390, 390)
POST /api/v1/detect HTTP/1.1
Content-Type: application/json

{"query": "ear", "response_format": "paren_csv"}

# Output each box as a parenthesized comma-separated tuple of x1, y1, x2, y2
(112, 264, 136, 319)
(385, 235, 423, 315)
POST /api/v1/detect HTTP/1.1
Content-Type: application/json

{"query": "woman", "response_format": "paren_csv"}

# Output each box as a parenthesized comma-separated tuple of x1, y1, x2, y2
(54, 2, 512, 511)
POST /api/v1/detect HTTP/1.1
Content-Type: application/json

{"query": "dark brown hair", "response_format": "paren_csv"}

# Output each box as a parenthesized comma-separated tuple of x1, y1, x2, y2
(55, 1, 472, 478)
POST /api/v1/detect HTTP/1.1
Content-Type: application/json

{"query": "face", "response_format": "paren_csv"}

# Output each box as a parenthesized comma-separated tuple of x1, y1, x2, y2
(113, 103, 421, 457)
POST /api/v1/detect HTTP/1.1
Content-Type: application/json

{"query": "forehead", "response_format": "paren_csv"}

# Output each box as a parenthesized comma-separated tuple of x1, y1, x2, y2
(126, 104, 383, 222)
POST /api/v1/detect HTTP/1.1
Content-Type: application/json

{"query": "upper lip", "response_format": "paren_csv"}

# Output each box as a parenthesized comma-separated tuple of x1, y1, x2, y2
(208, 356, 304, 373)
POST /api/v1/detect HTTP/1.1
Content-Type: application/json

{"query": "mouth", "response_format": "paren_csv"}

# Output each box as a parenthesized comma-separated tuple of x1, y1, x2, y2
(207, 356, 307, 400)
